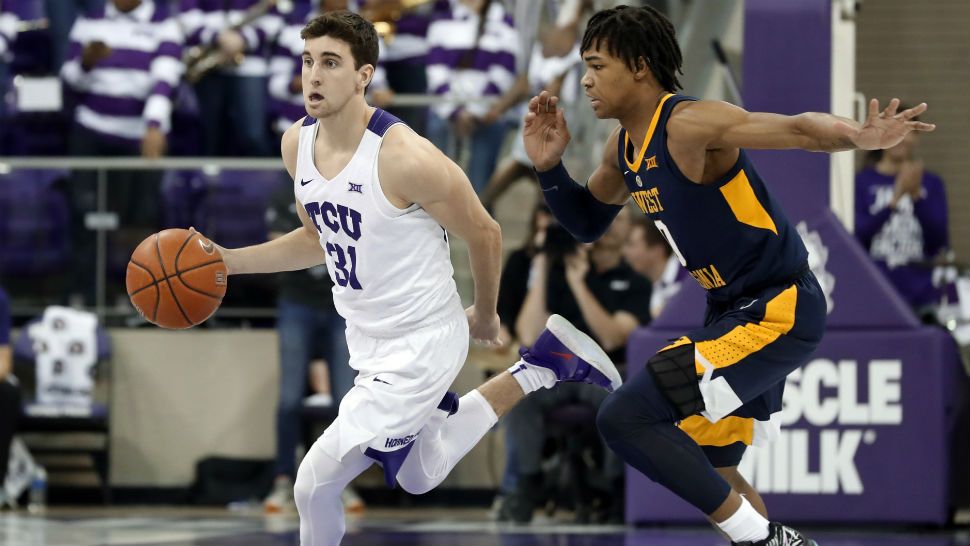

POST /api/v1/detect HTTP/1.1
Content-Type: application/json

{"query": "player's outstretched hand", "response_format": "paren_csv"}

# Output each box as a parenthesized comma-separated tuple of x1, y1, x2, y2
(836, 98, 936, 151)
(523, 90, 571, 171)
(465, 305, 501, 347)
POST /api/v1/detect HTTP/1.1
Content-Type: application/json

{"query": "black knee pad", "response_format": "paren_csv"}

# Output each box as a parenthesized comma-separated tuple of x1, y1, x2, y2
(646, 343, 705, 420)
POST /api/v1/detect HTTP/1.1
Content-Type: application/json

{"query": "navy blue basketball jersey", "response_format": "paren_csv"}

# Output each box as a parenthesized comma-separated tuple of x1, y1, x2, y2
(618, 94, 808, 303)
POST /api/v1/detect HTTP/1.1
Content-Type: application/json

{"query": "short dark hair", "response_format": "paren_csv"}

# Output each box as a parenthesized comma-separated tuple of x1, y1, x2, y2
(581, 5, 683, 93)
(301, 10, 379, 69)
(633, 216, 672, 256)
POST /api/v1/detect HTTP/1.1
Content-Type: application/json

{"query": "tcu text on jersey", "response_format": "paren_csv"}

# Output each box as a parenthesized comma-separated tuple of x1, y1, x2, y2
(305, 201, 363, 289)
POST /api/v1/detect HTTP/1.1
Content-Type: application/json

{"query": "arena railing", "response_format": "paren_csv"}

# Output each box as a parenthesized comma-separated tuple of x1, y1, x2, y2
(0, 157, 285, 324)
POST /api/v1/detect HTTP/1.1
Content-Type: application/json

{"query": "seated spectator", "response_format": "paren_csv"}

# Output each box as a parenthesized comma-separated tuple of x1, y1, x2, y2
(490, 202, 552, 512)
(497, 202, 554, 349)
(60, 0, 183, 305)
(0, 286, 21, 508)
(623, 216, 686, 319)
(502, 207, 651, 523)
(425, 0, 517, 194)
(855, 115, 949, 321)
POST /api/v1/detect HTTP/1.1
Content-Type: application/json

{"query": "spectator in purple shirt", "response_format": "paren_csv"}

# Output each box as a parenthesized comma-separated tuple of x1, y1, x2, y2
(179, 0, 282, 156)
(425, 0, 518, 194)
(61, 0, 183, 305)
(855, 109, 949, 319)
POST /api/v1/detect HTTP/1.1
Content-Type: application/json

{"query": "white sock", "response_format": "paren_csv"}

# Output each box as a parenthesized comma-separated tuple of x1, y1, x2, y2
(507, 359, 557, 394)
(716, 496, 770, 543)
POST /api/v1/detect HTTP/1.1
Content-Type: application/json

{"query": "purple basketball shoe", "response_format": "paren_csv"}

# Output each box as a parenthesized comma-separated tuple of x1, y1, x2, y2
(518, 314, 622, 392)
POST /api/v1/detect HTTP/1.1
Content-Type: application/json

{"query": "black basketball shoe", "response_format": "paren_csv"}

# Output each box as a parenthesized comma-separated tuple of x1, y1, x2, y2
(733, 522, 819, 546)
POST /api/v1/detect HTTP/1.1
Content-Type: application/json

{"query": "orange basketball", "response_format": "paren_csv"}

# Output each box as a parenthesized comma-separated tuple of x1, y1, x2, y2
(126, 228, 228, 329)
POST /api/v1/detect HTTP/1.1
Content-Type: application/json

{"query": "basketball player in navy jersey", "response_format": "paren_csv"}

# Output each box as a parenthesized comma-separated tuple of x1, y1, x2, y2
(200, 11, 622, 546)
(524, 6, 935, 546)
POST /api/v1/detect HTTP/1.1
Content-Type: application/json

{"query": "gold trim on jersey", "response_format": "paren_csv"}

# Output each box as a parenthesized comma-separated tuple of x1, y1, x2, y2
(679, 415, 755, 447)
(719, 169, 779, 235)
(624, 93, 675, 172)
(694, 284, 798, 372)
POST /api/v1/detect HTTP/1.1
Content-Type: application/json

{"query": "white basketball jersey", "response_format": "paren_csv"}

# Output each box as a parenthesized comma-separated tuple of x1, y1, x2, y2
(293, 109, 461, 336)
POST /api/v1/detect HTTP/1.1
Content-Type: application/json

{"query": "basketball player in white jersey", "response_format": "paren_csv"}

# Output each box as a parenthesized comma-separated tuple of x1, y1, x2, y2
(200, 11, 622, 546)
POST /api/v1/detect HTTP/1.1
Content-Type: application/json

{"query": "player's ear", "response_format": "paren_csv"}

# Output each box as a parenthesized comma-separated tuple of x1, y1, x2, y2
(634, 56, 650, 81)
(358, 64, 374, 90)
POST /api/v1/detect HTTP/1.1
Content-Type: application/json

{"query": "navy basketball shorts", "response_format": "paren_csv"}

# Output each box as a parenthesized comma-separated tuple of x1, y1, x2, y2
(662, 269, 827, 467)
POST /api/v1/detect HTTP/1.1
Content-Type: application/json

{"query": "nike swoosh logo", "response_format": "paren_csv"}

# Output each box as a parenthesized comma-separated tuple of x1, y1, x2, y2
(300, 178, 315, 186)
(373, 377, 392, 385)
(739, 299, 759, 310)
(550, 351, 575, 360)
(198, 239, 214, 254)
(624, 171, 631, 175)
(541, 185, 558, 192)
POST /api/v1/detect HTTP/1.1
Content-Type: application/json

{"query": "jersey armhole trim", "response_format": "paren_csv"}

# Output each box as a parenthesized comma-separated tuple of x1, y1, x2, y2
(371, 123, 421, 219)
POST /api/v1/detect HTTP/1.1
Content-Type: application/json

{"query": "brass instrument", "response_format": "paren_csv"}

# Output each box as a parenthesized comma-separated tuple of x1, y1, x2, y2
(183, 0, 285, 83)
(361, 0, 434, 41)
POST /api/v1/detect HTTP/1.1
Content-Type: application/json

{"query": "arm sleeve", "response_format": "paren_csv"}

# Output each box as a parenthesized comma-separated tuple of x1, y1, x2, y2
(536, 162, 623, 243)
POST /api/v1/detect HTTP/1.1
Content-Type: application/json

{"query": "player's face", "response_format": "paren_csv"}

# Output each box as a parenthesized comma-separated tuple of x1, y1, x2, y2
(302, 36, 373, 117)
(580, 45, 637, 119)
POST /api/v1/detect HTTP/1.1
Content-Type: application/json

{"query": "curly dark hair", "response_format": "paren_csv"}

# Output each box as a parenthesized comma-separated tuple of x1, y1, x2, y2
(580, 5, 683, 93)
(301, 10, 379, 69)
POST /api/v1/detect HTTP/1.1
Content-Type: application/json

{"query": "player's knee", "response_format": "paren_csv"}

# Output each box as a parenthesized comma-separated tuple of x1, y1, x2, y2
(596, 386, 638, 445)
(293, 463, 314, 512)
(396, 471, 435, 495)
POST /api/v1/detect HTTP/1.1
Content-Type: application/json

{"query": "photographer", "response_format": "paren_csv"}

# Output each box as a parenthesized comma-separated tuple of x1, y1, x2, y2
(502, 206, 652, 522)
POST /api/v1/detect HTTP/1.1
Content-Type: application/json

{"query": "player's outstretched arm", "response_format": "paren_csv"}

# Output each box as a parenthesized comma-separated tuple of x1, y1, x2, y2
(380, 129, 503, 345)
(524, 94, 628, 243)
(671, 98, 935, 154)
(218, 118, 327, 275)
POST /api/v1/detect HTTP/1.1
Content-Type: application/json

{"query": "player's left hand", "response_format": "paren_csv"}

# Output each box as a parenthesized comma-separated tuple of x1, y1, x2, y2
(465, 305, 501, 346)
(837, 98, 936, 150)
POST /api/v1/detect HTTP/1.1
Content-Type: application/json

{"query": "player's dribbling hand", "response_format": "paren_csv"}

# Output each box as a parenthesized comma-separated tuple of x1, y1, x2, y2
(836, 98, 936, 151)
(188, 227, 231, 273)
(523, 90, 571, 171)
(465, 305, 501, 346)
